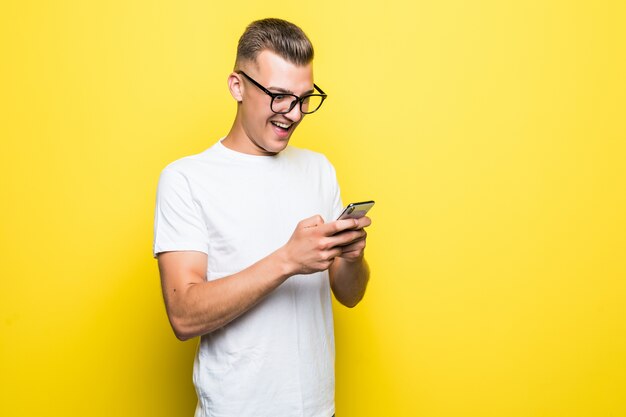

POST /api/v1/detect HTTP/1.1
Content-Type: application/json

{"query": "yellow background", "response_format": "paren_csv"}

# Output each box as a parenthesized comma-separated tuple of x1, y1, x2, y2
(1, 1, 625, 416)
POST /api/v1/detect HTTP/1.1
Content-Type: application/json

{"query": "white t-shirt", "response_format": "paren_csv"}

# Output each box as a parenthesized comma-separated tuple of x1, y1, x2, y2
(153, 139, 343, 417)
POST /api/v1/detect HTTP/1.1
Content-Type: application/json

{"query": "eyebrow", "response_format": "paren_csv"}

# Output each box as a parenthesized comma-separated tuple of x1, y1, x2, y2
(268, 86, 315, 95)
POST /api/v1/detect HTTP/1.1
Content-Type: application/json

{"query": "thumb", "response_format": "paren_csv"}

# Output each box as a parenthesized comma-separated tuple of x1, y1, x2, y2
(299, 214, 325, 229)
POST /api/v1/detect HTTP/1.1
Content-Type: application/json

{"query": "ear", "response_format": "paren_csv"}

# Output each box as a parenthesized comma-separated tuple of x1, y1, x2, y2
(228, 72, 243, 102)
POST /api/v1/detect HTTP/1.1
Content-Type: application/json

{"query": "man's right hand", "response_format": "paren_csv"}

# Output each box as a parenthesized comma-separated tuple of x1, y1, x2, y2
(158, 215, 366, 340)
(280, 215, 366, 275)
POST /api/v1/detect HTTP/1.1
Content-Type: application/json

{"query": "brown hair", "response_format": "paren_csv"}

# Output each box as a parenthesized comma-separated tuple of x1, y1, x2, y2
(235, 18, 314, 68)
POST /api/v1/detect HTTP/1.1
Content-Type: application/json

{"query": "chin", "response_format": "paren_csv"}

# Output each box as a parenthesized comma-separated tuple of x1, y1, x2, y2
(267, 145, 288, 155)
(264, 138, 290, 154)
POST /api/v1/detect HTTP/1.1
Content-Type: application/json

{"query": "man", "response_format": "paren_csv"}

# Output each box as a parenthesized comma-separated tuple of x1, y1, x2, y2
(153, 18, 371, 417)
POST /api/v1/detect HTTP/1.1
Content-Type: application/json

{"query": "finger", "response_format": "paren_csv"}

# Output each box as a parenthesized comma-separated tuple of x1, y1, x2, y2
(322, 218, 360, 236)
(328, 230, 366, 247)
(340, 248, 365, 259)
(338, 241, 366, 259)
(322, 247, 343, 262)
(355, 216, 372, 229)
(339, 234, 367, 249)
(339, 240, 366, 254)
(344, 216, 371, 230)
(332, 216, 372, 233)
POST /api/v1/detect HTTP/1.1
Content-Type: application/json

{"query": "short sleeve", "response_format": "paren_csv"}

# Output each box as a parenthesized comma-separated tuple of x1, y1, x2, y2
(153, 167, 209, 258)
(326, 158, 344, 221)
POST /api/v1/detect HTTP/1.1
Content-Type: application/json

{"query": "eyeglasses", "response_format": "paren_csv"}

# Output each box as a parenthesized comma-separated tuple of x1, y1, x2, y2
(237, 70, 327, 115)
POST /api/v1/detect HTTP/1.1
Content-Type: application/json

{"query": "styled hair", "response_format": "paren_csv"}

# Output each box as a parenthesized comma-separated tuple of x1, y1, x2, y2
(235, 18, 314, 68)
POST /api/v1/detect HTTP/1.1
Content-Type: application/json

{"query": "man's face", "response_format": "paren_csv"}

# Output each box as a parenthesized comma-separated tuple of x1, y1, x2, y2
(236, 50, 314, 155)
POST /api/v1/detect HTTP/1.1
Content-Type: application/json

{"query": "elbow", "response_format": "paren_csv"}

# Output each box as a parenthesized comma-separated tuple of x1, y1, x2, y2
(344, 299, 361, 309)
(169, 315, 196, 341)
(169, 312, 220, 341)
(340, 293, 364, 308)
(332, 286, 367, 308)
(173, 329, 193, 342)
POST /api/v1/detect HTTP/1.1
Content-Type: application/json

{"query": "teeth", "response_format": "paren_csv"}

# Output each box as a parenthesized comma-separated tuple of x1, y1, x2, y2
(272, 121, 291, 129)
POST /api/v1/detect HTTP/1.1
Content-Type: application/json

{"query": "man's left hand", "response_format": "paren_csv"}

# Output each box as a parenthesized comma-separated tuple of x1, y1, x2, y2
(331, 216, 371, 262)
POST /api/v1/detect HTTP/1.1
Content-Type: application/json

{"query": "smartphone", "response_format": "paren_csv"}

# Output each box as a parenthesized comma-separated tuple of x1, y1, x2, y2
(337, 200, 375, 220)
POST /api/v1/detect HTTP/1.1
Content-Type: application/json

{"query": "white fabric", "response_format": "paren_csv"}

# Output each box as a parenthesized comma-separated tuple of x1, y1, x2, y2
(153, 139, 343, 417)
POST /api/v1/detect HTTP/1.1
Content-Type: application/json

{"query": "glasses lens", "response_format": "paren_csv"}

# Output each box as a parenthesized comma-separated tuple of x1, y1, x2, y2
(271, 95, 298, 114)
(301, 95, 324, 114)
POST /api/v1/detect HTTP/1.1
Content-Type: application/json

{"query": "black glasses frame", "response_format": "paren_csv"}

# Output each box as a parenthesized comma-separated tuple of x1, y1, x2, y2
(236, 70, 327, 115)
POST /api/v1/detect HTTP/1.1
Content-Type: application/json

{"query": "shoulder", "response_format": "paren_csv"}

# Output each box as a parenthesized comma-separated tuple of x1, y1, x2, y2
(155, 148, 221, 199)
(164, 148, 212, 171)
(158, 145, 220, 180)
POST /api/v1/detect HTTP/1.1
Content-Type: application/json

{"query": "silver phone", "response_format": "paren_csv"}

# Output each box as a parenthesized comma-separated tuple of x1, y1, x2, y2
(337, 200, 375, 220)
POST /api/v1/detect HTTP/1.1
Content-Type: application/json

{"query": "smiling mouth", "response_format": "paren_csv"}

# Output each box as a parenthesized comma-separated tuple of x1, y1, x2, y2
(271, 121, 292, 131)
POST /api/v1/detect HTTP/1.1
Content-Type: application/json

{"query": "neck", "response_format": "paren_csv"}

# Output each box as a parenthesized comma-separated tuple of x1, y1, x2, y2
(222, 117, 278, 156)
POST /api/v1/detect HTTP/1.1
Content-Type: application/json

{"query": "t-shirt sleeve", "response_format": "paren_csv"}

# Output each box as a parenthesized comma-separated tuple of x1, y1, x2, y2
(326, 159, 344, 221)
(153, 166, 209, 258)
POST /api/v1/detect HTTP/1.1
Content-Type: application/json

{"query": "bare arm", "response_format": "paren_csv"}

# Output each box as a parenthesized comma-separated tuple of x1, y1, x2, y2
(158, 249, 291, 340)
(158, 215, 364, 340)
(329, 216, 372, 308)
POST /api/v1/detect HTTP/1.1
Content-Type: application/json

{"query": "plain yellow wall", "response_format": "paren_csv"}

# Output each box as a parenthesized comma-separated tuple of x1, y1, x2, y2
(1, 1, 625, 416)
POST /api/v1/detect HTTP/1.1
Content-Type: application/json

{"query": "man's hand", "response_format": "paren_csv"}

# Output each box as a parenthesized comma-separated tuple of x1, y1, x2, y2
(333, 215, 371, 262)
(281, 215, 369, 275)
(158, 214, 373, 339)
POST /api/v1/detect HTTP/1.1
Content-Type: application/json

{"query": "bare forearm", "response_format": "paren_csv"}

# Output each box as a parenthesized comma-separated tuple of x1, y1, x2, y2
(163, 249, 291, 340)
(159, 215, 368, 340)
(329, 256, 370, 308)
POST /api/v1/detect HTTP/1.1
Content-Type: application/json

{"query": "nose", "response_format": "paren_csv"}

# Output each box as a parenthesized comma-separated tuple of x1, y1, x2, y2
(284, 101, 304, 123)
